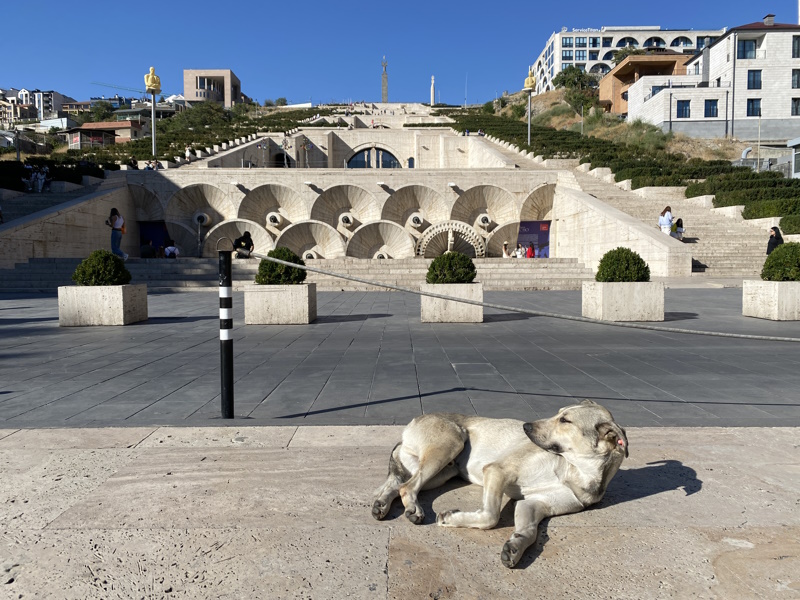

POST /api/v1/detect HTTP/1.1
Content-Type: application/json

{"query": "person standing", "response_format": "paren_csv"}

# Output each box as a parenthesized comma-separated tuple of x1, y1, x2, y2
(526, 242, 535, 258)
(515, 242, 525, 258)
(502, 241, 512, 258)
(658, 206, 673, 235)
(767, 226, 784, 255)
(105, 208, 128, 261)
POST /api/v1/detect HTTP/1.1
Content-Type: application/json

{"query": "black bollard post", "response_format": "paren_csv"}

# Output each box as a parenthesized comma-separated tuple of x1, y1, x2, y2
(219, 250, 234, 418)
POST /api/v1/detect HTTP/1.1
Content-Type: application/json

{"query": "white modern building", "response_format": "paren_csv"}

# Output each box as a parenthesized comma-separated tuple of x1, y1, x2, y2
(532, 25, 726, 95)
(626, 14, 800, 141)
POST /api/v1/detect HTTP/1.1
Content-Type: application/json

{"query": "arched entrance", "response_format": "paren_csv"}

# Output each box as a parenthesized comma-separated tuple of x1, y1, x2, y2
(416, 221, 486, 258)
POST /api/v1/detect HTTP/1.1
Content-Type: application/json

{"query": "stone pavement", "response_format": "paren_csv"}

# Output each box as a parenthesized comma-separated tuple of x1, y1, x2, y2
(1, 289, 799, 598)
(1, 289, 800, 428)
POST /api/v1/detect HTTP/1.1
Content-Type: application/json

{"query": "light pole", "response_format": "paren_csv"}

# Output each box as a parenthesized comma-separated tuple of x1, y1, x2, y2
(523, 66, 536, 147)
(757, 105, 762, 172)
(144, 67, 161, 160)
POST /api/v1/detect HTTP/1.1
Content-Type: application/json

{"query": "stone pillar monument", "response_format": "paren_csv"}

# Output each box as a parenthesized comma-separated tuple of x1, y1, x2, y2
(381, 57, 388, 103)
(431, 76, 435, 107)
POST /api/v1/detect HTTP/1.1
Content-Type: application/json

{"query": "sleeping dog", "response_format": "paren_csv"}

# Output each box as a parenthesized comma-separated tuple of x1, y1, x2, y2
(371, 400, 629, 568)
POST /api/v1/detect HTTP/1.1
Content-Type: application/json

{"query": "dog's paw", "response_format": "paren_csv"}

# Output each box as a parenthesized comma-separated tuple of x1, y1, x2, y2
(435, 509, 461, 527)
(404, 505, 425, 525)
(371, 499, 389, 521)
(500, 535, 525, 568)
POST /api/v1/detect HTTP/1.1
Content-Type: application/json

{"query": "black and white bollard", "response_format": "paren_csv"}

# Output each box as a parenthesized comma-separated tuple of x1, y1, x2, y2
(219, 250, 234, 418)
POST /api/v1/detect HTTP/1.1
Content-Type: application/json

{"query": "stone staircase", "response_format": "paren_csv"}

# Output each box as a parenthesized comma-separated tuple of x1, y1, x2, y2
(0, 171, 127, 224)
(572, 172, 768, 277)
(0, 257, 594, 294)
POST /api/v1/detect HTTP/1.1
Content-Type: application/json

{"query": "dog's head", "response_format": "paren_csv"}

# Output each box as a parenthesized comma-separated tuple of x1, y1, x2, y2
(523, 399, 629, 460)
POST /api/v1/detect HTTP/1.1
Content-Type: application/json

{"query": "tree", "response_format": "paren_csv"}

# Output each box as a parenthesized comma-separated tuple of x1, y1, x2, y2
(90, 101, 114, 123)
(263, 99, 275, 107)
(612, 47, 646, 65)
(275, 97, 288, 107)
(552, 66, 597, 90)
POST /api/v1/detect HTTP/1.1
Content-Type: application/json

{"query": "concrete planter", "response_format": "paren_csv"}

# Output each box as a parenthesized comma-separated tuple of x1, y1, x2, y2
(244, 283, 317, 324)
(582, 281, 664, 322)
(420, 283, 483, 323)
(58, 284, 148, 326)
(742, 280, 800, 320)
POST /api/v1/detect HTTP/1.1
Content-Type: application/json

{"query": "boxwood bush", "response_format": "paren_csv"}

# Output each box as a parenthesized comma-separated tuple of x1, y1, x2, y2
(71, 249, 131, 286)
(761, 242, 800, 281)
(779, 215, 800, 235)
(426, 252, 477, 284)
(255, 247, 306, 285)
(595, 247, 650, 282)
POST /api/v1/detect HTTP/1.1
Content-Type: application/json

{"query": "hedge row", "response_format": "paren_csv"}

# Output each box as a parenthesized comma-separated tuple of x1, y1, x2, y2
(741, 199, 800, 219)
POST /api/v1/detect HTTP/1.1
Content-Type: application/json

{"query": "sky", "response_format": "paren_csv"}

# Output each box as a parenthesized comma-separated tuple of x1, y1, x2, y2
(4, 1, 799, 107)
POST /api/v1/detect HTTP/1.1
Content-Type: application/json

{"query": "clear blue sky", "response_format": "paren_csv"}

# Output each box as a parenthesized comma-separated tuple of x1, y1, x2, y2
(4, 1, 798, 106)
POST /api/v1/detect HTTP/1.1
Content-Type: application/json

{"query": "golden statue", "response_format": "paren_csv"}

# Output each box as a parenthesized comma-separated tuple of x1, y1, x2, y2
(144, 67, 161, 95)
(524, 66, 536, 90)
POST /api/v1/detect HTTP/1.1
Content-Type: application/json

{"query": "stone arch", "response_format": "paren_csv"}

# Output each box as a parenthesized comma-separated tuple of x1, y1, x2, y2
(486, 223, 521, 258)
(671, 36, 693, 47)
(128, 184, 164, 221)
(416, 221, 486, 258)
(644, 36, 666, 48)
(274, 220, 347, 259)
(381, 185, 449, 229)
(616, 36, 639, 48)
(521, 184, 555, 220)
(165, 183, 235, 231)
(346, 221, 416, 259)
(238, 183, 307, 225)
(450, 185, 518, 231)
(201, 219, 273, 258)
(602, 50, 615, 61)
(346, 141, 405, 168)
(164, 222, 197, 257)
(310, 184, 380, 228)
(590, 63, 611, 75)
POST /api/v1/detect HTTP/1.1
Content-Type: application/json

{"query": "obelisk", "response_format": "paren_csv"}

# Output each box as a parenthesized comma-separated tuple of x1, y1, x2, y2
(430, 76, 435, 107)
(381, 57, 388, 103)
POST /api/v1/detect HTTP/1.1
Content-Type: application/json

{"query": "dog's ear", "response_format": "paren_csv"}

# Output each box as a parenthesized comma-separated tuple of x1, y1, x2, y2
(597, 422, 629, 458)
(580, 399, 598, 407)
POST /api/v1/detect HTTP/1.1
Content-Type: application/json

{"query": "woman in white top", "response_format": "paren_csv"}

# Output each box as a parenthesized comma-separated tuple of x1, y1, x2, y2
(658, 206, 673, 235)
(105, 208, 128, 260)
(502, 241, 512, 258)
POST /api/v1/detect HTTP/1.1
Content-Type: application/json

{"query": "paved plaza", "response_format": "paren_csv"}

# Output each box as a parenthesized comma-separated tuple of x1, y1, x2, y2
(1, 288, 799, 598)
(1, 288, 800, 428)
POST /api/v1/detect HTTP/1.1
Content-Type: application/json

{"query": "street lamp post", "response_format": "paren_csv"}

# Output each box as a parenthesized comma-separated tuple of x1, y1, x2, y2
(523, 66, 536, 147)
(144, 67, 162, 160)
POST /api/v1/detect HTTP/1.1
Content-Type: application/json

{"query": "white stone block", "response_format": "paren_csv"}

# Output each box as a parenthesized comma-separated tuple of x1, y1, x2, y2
(615, 179, 632, 191)
(58, 284, 148, 326)
(575, 163, 592, 173)
(420, 283, 483, 323)
(742, 280, 800, 320)
(582, 281, 664, 322)
(82, 175, 104, 186)
(710, 205, 745, 220)
(51, 181, 84, 193)
(244, 283, 317, 324)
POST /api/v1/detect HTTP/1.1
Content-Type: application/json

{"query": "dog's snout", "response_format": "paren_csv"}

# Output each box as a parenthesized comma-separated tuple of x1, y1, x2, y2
(523, 422, 533, 435)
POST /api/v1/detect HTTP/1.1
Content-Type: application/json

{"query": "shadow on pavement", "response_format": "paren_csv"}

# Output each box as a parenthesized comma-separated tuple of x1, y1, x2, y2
(664, 312, 699, 322)
(315, 314, 392, 323)
(600, 459, 702, 507)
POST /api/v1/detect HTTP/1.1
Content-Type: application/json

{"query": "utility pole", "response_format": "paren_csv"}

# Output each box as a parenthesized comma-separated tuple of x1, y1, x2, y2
(14, 129, 20, 162)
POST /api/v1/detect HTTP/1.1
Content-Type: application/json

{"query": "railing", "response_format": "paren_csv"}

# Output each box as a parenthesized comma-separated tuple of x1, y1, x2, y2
(643, 80, 731, 102)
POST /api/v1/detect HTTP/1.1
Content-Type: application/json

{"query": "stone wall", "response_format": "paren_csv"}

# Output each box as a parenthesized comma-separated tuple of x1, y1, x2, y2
(0, 187, 138, 268)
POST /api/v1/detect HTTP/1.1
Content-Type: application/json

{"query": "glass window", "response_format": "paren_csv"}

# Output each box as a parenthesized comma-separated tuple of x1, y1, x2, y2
(737, 39, 756, 59)
(603, 51, 615, 61)
(562, 63, 572, 70)
(590, 37, 600, 48)
(602, 37, 613, 47)
(562, 37, 573, 47)
(589, 51, 599, 61)
(793, 98, 800, 116)
(575, 50, 587, 61)
(747, 98, 761, 116)
(747, 70, 762, 89)
(576, 37, 587, 48)
(704, 99, 718, 117)
(576, 64, 586, 72)
(794, 70, 800, 89)
(562, 50, 573, 60)
(794, 36, 800, 58)
(676, 100, 691, 118)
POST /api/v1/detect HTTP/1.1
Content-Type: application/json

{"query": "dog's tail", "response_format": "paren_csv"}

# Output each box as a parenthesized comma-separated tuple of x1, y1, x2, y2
(387, 442, 411, 483)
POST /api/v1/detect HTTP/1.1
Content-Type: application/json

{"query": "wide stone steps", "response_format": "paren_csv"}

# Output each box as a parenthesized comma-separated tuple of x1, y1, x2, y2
(0, 257, 595, 293)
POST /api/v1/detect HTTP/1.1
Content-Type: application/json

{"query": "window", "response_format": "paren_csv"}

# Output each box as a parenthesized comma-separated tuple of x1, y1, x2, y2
(575, 37, 587, 48)
(562, 63, 572, 70)
(747, 70, 762, 89)
(562, 37, 573, 47)
(794, 70, 800, 89)
(575, 50, 587, 61)
(590, 37, 600, 48)
(602, 37, 613, 47)
(562, 50, 573, 60)
(747, 99, 761, 116)
(793, 98, 800, 116)
(677, 100, 691, 118)
(704, 99, 718, 117)
(737, 39, 756, 59)
(589, 51, 599, 61)
(794, 36, 800, 58)
(576, 64, 586, 72)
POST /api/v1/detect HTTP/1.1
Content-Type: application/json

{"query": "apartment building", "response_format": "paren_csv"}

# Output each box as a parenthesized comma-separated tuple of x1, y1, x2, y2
(532, 25, 726, 95)
(626, 14, 800, 140)
(183, 69, 244, 108)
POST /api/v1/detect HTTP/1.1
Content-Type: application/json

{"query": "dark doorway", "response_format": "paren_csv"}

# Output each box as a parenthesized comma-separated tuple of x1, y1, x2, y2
(139, 221, 171, 255)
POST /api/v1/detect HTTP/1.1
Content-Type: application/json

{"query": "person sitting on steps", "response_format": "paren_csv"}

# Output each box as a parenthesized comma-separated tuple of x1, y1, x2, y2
(233, 231, 255, 258)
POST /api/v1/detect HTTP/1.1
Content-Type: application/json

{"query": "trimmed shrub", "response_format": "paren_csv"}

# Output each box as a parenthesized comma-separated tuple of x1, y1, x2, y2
(255, 247, 306, 285)
(779, 215, 800, 235)
(595, 247, 650, 282)
(761, 242, 800, 281)
(426, 252, 477, 284)
(71, 249, 132, 286)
